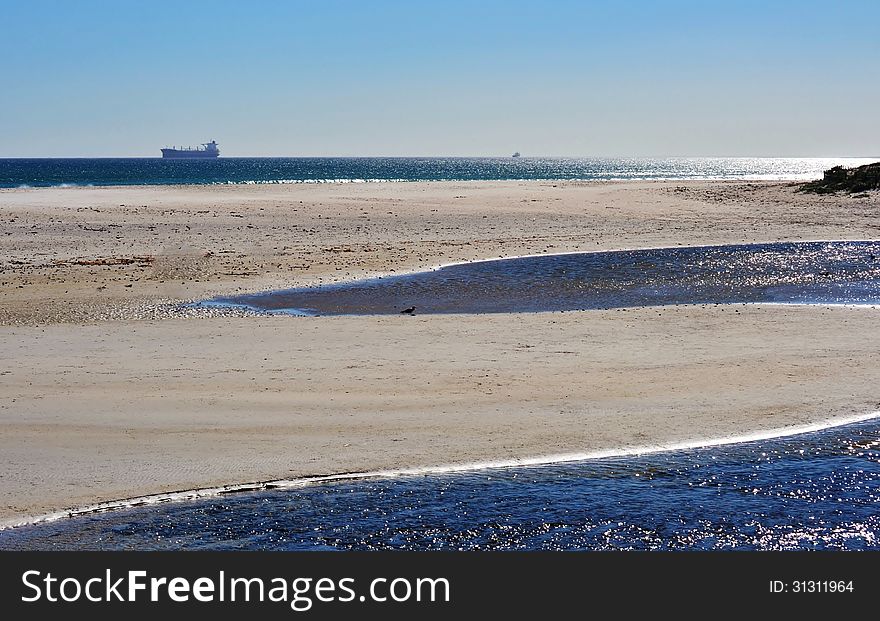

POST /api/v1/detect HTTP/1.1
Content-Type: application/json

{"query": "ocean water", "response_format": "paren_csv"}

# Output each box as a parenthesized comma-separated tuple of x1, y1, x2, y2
(207, 241, 880, 315)
(0, 156, 875, 188)
(1, 419, 877, 551)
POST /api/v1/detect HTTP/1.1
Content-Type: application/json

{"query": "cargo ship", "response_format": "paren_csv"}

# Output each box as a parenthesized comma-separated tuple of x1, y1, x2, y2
(161, 140, 220, 159)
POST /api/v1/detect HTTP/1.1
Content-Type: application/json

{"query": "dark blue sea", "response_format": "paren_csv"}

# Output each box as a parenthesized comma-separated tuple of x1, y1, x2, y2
(0, 156, 875, 188)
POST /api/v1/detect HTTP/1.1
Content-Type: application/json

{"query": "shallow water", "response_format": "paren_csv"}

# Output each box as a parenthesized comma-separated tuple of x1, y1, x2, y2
(206, 241, 880, 315)
(2, 420, 877, 550)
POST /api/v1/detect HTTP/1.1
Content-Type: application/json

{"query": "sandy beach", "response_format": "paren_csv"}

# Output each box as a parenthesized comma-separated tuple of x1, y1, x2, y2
(1, 180, 879, 525)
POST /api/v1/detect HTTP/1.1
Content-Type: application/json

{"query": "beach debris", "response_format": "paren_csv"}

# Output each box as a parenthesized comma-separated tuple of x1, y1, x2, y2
(400, 306, 416, 315)
(57, 256, 154, 266)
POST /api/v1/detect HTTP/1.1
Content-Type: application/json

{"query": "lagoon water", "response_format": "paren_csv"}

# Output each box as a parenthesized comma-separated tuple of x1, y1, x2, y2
(208, 241, 880, 316)
(1, 156, 875, 188)
(1, 419, 877, 550)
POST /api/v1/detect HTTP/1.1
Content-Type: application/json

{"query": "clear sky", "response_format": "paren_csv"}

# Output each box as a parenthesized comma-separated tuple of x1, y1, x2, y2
(2, 0, 878, 157)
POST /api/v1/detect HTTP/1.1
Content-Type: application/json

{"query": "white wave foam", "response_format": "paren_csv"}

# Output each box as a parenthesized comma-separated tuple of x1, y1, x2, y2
(214, 178, 410, 185)
(209, 175, 820, 185)
(2, 410, 877, 531)
(430, 238, 880, 271)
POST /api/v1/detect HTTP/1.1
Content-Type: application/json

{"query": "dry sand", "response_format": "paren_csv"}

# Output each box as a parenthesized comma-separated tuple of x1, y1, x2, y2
(1, 180, 879, 525)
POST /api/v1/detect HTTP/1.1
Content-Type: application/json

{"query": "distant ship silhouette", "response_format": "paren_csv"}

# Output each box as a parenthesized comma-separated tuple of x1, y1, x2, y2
(161, 140, 220, 159)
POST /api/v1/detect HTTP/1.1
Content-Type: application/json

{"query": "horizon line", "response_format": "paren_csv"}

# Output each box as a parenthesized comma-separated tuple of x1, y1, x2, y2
(1, 154, 878, 160)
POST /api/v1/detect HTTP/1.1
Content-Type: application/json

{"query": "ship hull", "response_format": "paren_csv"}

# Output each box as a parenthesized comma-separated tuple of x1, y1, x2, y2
(161, 149, 219, 159)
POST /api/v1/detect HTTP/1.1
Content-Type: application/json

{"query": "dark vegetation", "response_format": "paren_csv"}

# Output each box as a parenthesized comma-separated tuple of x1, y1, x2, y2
(801, 161, 880, 194)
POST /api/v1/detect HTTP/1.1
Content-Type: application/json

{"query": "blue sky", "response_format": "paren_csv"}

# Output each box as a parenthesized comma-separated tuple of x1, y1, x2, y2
(1, 0, 878, 157)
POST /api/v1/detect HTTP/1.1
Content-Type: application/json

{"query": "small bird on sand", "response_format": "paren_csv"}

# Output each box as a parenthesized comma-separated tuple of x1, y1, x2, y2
(400, 306, 416, 315)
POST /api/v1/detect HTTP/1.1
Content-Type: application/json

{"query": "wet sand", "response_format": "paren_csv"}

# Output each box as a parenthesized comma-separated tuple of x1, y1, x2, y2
(1, 180, 879, 524)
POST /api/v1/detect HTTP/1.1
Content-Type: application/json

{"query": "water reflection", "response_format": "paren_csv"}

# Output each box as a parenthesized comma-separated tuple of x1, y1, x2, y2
(2, 420, 877, 550)
(207, 241, 880, 316)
